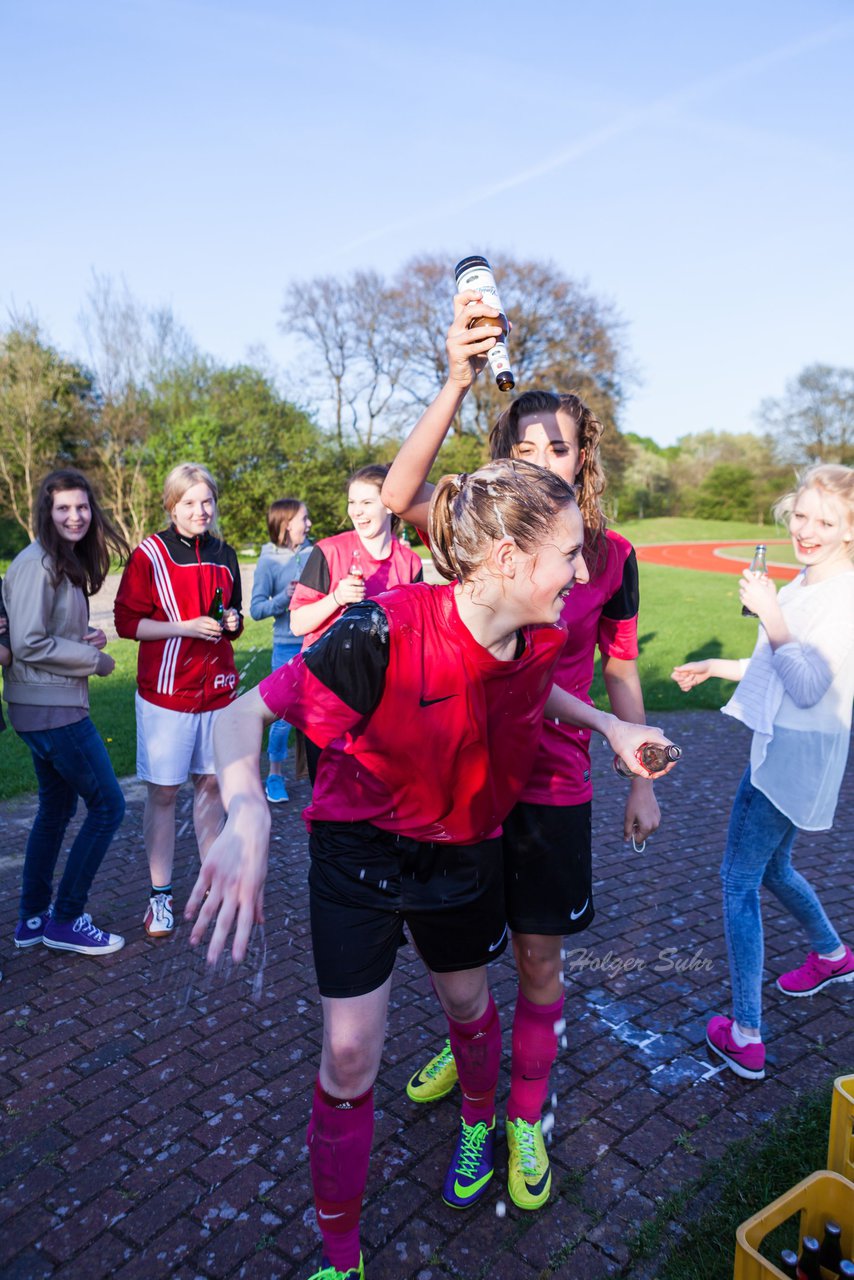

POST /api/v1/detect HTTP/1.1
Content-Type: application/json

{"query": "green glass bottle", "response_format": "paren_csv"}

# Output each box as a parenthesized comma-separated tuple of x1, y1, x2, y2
(208, 587, 224, 624)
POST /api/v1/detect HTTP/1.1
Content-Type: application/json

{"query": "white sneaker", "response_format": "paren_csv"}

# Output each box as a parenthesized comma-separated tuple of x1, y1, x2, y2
(144, 893, 174, 937)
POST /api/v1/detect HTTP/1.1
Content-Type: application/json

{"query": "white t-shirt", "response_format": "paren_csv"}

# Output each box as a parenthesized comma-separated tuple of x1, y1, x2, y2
(723, 569, 854, 830)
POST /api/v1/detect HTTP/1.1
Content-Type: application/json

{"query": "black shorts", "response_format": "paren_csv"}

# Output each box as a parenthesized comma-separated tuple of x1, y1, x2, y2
(502, 800, 594, 936)
(308, 821, 508, 998)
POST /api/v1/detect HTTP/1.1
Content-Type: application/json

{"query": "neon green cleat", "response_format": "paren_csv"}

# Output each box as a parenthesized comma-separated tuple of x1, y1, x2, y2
(405, 1038, 458, 1103)
(506, 1117, 552, 1210)
(306, 1254, 364, 1280)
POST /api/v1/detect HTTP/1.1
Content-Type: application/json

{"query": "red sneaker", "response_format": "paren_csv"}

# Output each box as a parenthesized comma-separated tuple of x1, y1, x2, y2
(776, 945, 854, 997)
(705, 1015, 766, 1080)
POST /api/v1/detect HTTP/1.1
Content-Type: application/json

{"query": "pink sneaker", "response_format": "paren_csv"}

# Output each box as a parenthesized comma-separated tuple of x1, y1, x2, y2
(706, 1015, 766, 1080)
(776, 945, 854, 997)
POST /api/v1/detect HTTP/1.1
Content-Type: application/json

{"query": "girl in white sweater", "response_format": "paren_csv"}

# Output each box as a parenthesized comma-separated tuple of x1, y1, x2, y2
(673, 464, 854, 1079)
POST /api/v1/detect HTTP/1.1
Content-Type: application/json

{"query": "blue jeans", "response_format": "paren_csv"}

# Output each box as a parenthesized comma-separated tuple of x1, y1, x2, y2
(721, 768, 840, 1029)
(268, 640, 301, 763)
(17, 717, 126, 922)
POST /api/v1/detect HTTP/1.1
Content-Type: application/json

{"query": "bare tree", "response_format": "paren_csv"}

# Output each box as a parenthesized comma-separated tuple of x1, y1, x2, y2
(758, 364, 854, 466)
(0, 317, 91, 537)
(282, 253, 632, 451)
(78, 273, 195, 543)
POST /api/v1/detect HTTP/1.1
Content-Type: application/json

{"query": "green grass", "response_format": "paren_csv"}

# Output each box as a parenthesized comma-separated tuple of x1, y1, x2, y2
(614, 516, 787, 545)
(631, 1078, 836, 1278)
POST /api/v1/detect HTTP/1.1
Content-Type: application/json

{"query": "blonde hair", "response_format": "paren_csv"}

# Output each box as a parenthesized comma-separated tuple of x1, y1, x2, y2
(162, 463, 220, 534)
(773, 463, 854, 559)
(428, 458, 578, 582)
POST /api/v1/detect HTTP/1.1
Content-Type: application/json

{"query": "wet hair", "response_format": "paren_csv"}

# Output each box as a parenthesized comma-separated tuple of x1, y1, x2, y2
(428, 458, 578, 583)
(35, 469, 130, 596)
(489, 390, 607, 572)
(773, 464, 854, 559)
(348, 462, 400, 536)
(162, 463, 221, 535)
(267, 498, 305, 547)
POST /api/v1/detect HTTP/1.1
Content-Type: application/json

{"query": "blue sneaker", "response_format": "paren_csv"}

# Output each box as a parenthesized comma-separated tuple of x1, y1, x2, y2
(442, 1116, 495, 1209)
(14, 908, 51, 948)
(43, 913, 125, 956)
(265, 774, 289, 803)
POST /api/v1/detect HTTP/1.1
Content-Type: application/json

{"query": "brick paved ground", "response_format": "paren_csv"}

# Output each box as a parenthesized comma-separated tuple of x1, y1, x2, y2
(1, 712, 852, 1280)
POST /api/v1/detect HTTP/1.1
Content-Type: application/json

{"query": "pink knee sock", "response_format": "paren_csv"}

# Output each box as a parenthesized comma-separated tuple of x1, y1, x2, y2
(507, 990, 564, 1124)
(446, 994, 501, 1125)
(307, 1080, 373, 1270)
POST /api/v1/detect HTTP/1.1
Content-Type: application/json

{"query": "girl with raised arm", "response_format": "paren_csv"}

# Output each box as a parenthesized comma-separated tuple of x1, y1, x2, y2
(382, 290, 660, 1212)
(186, 455, 672, 1280)
(673, 464, 854, 1080)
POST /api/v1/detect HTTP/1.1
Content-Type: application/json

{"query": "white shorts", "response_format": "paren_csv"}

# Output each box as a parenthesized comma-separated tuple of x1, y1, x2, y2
(135, 693, 221, 785)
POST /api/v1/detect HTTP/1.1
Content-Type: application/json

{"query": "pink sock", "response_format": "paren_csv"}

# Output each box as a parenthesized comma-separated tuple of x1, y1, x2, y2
(446, 994, 501, 1125)
(507, 990, 564, 1124)
(307, 1080, 373, 1270)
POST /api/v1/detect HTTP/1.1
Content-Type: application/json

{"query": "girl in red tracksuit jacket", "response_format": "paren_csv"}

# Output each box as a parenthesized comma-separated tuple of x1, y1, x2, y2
(114, 463, 243, 939)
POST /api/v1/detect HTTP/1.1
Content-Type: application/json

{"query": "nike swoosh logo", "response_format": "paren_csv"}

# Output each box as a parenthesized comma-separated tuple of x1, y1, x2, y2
(525, 1169, 551, 1195)
(570, 899, 589, 921)
(453, 1170, 493, 1199)
(488, 926, 508, 953)
(419, 694, 457, 707)
(317, 1210, 346, 1220)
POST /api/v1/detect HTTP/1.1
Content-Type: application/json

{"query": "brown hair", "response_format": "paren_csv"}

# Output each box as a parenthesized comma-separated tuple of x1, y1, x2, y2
(162, 463, 221, 535)
(773, 464, 854, 560)
(428, 458, 578, 583)
(489, 390, 607, 573)
(35, 469, 130, 596)
(267, 498, 305, 547)
(348, 462, 401, 536)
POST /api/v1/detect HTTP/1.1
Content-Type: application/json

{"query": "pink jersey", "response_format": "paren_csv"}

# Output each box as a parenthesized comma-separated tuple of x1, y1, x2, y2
(258, 582, 566, 844)
(520, 530, 639, 806)
(290, 530, 423, 649)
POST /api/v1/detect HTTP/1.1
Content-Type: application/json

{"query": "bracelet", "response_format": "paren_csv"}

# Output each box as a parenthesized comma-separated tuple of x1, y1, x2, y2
(332, 587, 340, 607)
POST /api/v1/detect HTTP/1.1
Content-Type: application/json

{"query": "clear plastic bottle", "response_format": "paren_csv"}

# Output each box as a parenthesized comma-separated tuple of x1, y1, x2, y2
(613, 742, 682, 778)
(454, 255, 515, 391)
(741, 544, 767, 617)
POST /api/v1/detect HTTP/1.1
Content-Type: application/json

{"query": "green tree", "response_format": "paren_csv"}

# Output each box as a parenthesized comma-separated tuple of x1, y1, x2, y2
(0, 319, 93, 537)
(692, 464, 756, 520)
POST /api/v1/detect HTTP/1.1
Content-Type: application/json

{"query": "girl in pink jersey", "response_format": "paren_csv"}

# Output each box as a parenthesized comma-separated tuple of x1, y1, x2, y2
(186, 456, 673, 1280)
(289, 463, 422, 649)
(382, 290, 660, 1212)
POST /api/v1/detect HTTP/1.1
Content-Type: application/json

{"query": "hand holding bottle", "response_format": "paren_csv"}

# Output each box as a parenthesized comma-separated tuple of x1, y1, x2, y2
(738, 568, 777, 621)
(446, 290, 505, 390)
(333, 574, 366, 607)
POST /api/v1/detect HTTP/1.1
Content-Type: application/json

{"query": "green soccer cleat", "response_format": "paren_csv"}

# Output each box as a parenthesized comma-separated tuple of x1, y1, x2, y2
(405, 1038, 458, 1103)
(505, 1116, 552, 1210)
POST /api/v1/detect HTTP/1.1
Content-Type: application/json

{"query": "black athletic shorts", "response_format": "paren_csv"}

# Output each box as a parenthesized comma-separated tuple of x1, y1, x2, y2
(502, 800, 594, 936)
(308, 821, 508, 998)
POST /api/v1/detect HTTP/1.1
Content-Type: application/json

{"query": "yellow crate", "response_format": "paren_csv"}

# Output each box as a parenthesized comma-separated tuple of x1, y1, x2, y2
(733, 1169, 854, 1280)
(827, 1074, 854, 1184)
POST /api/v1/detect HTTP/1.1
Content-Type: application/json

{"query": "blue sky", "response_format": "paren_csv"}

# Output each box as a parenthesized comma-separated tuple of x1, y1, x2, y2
(2, 0, 852, 445)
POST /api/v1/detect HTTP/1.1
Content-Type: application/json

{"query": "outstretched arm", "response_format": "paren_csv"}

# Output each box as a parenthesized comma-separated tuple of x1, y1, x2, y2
(544, 683, 677, 779)
(671, 658, 744, 690)
(186, 688, 275, 962)
(381, 291, 503, 527)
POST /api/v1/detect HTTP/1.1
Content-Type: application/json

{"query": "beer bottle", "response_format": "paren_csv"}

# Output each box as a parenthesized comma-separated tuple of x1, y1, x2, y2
(797, 1236, 821, 1280)
(348, 549, 364, 580)
(614, 742, 682, 779)
(819, 1220, 843, 1272)
(454, 255, 515, 391)
(741, 544, 767, 617)
(208, 587, 224, 624)
(778, 1250, 798, 1279)
(837, 1261, 854, 1278)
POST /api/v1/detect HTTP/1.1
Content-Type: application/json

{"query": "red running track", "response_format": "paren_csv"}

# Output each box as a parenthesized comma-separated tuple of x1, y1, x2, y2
(635, 539, 800, 581)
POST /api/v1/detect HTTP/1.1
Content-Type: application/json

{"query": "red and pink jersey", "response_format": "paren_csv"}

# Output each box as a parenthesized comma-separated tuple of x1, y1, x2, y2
(114, 527, 242, 713)
(290, 530, 423, 649)
(258, 582, 566, 844)
(521, 530, 639, 806)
